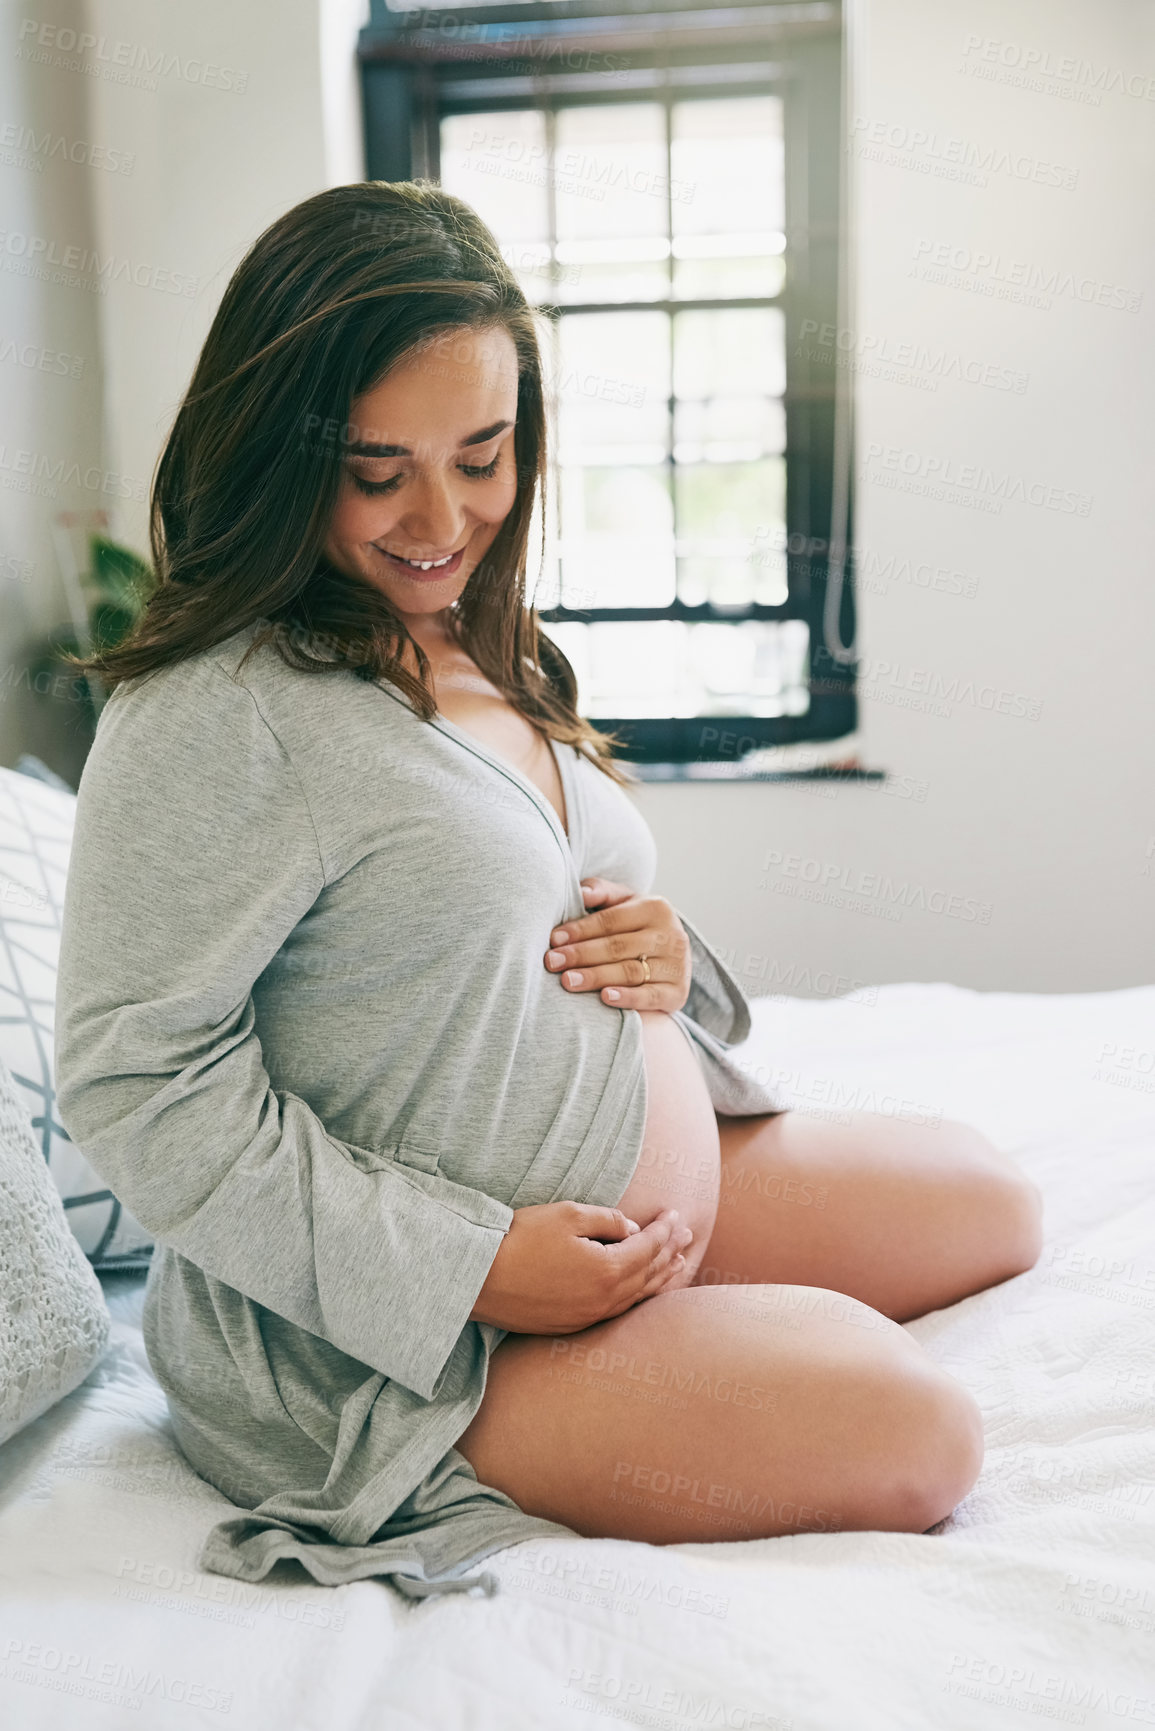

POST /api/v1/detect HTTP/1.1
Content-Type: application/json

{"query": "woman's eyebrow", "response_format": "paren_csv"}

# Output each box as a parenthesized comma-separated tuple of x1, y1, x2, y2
(345, 419, 514, 458)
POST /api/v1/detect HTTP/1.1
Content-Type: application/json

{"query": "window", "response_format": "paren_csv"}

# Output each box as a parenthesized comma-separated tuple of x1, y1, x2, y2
(360, 0, 854, 763)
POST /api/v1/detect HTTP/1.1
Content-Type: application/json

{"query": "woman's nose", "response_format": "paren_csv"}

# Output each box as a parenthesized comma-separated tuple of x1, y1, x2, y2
(399, 469, 467, 547)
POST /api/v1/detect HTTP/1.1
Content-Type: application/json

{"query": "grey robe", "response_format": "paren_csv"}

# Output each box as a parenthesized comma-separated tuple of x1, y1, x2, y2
(54, 620, 786, 1600)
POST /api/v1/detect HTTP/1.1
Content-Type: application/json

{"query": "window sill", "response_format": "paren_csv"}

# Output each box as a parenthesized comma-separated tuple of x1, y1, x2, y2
(630, 762, 887, 785)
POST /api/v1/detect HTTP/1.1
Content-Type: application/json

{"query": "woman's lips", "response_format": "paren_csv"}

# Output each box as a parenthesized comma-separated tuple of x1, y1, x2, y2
(375, 544, 466, 580)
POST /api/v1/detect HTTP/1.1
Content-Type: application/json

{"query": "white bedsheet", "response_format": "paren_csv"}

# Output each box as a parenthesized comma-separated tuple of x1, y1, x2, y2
(1, 981, 1153, 1731)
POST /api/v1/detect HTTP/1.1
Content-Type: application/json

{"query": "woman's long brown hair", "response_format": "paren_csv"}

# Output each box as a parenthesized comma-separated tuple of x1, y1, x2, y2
(67, 179, 628, 780)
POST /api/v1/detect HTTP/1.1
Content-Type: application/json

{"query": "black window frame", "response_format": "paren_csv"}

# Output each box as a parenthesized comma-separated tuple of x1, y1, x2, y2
(358, 0, 855, 764)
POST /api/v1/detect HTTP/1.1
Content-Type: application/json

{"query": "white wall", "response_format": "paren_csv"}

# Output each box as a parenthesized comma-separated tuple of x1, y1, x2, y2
(0, 0, 107, 783)
(1, 0, 366, 779)
(5, 0, 1151, 990)
(639, 0, 1155, 994)
(83, 0, 350, 559)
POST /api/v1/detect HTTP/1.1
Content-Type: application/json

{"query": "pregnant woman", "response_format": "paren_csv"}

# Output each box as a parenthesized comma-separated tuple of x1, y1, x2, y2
(55, 182, 1042, 1600)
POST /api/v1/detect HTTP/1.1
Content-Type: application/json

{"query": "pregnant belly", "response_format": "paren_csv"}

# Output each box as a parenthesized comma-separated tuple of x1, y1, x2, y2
(615, 1009, 721, 1285)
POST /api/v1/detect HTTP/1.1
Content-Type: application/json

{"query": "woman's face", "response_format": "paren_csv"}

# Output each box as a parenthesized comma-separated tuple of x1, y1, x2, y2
(323, 323, 521, 623)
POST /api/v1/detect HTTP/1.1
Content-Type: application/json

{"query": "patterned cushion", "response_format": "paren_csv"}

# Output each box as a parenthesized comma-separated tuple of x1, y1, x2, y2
(0, 764, 152, 1268)
(0, 1051, 110, 1444)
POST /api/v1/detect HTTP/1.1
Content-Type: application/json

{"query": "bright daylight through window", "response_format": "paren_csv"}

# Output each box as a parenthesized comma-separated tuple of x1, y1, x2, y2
(440, 95, 809, 730)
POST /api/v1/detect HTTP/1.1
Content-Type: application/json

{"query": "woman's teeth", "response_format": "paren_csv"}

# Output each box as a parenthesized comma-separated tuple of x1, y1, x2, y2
(389, 551, 454, 569)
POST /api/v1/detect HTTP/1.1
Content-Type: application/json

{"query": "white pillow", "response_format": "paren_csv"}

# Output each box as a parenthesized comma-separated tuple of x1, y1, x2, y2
(0, 1053, 110, 1446)
(0, 764, 152, 1267)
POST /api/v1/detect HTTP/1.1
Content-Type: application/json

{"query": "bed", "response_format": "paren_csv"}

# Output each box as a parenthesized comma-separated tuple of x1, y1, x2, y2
(2, 978, 1153, 1730)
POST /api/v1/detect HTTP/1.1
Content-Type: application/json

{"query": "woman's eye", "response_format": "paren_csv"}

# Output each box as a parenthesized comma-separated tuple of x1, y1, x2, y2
(350, 472, 403, 496)
(348, 454, 501, 496)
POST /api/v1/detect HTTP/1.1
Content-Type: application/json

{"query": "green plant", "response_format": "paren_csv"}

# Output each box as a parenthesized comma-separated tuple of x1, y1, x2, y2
(29, 533, 152, 729)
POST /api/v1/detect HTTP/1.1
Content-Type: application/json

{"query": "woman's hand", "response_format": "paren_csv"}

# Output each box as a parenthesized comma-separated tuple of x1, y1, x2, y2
(468, 1202, 693, 1334)
(543, 877, 692, 1012)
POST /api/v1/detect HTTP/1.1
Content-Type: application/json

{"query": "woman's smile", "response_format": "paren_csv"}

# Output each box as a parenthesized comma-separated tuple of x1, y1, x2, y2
(373, 544, 467, 581)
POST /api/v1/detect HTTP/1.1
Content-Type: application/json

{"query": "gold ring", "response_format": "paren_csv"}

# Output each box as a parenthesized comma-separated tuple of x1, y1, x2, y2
(638, 954, 651, 983)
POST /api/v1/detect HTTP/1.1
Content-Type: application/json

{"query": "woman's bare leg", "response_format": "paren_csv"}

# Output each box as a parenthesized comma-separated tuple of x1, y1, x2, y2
(697, 1110, 1043, 1321)
(457, 1282, 984, 1543)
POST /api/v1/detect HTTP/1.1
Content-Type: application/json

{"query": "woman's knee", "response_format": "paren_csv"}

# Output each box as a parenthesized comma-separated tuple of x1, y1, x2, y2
(995, 1167, 1044, 1277)
(938, 1119, 1044, 1281)
(864, 1354, 985, 1533)
(893, 1364, 983, 1530)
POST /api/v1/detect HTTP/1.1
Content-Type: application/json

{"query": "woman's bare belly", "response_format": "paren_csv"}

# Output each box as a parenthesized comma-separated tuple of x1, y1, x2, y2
(615, 1009, 721, 1286)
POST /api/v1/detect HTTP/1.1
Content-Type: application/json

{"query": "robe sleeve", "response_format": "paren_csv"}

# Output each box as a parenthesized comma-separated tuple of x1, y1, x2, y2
(669, 906, 793, 1117)
(54, 659, 512, 1403)
(674, 908, 751, 1046)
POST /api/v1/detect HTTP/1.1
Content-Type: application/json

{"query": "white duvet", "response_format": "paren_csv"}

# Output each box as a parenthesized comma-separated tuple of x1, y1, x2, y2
(1, 981, 1153, 1731)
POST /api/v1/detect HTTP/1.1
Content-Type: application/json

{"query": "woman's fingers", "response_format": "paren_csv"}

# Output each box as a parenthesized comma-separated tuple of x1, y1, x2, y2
(472, 1201, 693, 1334)
(571, 1204, 640, 1243)
(599, 983, 679, 1009)
(601, 1208, 679, 1273)
(640, 1247, 689, 1299)
(548, 925, 668, 969)
(601, 1209, 692, 1302)
(550, 958, 667, 995)
(554, 900, 647, 941)
(545, 898, 691, 1015)
(579, 877, 635, 909)
(545, 929, 667, 977)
